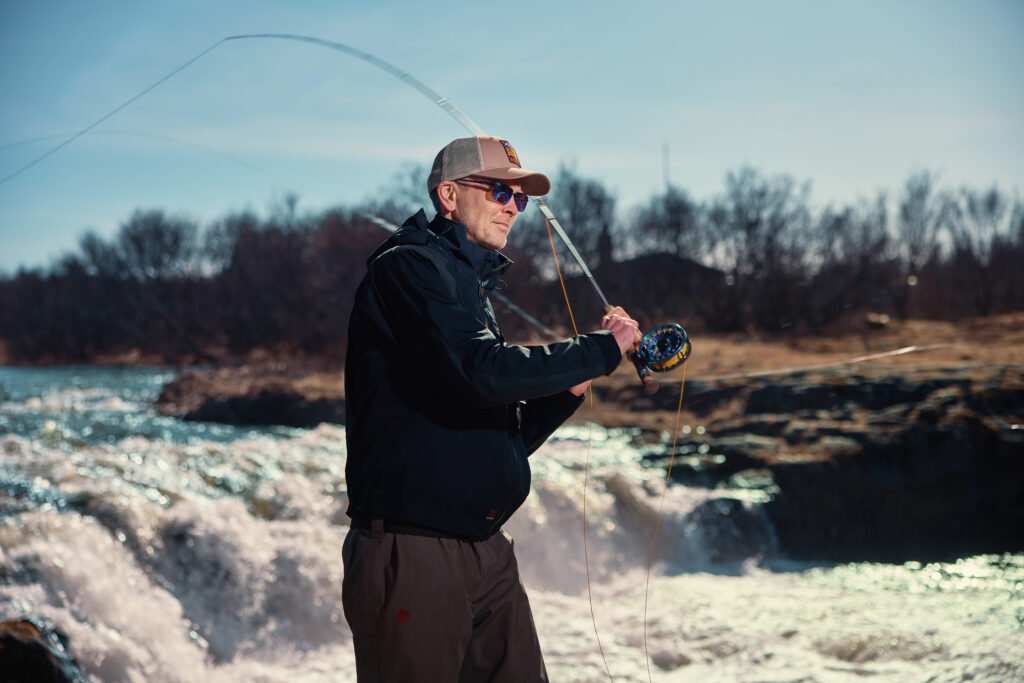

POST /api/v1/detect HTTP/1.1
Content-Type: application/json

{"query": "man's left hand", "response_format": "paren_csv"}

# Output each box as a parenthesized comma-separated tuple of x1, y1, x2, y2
(568, 380, 591, 397)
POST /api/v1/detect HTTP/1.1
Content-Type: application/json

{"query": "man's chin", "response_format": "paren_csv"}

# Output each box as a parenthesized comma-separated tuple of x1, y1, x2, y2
(483, 233, 509, 250)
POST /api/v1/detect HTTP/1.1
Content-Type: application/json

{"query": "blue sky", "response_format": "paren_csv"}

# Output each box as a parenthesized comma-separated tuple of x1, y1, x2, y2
(1, 0, 1022, 273)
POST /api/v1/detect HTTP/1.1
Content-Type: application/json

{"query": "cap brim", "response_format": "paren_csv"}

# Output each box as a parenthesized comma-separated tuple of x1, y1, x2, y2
(476, 167, 551, 196)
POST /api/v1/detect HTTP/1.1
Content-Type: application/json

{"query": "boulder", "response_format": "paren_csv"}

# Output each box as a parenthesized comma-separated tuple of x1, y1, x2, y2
(155, 365, 345, 427)
(0, 618, 85, 683)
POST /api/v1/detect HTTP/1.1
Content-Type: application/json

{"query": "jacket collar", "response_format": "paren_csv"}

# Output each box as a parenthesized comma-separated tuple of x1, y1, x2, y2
(369, 210, 513, 287)
(420, 210, 513, 283)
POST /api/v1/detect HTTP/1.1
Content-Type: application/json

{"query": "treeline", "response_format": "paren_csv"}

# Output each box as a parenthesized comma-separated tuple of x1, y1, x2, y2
(0, 201, 384, 363)
(1, 166, 1022, 364)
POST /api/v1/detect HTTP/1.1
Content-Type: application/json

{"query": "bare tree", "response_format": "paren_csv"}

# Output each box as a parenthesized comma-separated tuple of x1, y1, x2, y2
(78, 230, 124, 277)
(942, 185, 1017, 315)
(705, 166, 812, 330)
(894, 171, 943, 318)
(357, 163, 431, 226)
(633, 186, 704, 260)
(808, 193, 896, 329)
(512, 162, 619, 276)
(204, 211, 261, 273)
(118, 209, 200, 280)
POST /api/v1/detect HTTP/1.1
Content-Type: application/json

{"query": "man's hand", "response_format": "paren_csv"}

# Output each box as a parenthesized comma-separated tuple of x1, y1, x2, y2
(568, 380, 591, 396)
(565, 308, 640, 396)
(601, 306, 642, 356)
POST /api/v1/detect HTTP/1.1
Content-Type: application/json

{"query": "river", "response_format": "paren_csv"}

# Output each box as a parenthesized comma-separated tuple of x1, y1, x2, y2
(1, 366, 1021, 681)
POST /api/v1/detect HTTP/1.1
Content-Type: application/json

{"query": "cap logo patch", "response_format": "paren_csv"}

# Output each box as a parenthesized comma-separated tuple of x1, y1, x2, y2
(499, 140, 520, 167)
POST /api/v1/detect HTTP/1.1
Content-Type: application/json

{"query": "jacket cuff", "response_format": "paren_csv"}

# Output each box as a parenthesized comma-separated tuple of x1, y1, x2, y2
(547, 389, 587, 426)
(591, 330, 624, 375)
(559, 388, 587, 410)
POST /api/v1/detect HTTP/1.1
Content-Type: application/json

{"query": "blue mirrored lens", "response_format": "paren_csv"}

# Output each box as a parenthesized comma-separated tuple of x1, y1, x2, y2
(489, 183, 512, 203)
(468, 179, 528, 211)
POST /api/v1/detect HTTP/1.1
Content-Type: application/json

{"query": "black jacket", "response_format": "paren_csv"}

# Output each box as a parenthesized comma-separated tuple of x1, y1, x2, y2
(344, 210, 622, 539)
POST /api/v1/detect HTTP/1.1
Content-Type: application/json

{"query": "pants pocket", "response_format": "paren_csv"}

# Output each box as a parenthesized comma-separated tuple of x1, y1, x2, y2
(342, 528, 393, 626)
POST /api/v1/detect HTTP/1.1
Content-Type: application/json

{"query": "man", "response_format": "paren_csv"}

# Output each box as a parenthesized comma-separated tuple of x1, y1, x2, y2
(342, 135, 641, 682)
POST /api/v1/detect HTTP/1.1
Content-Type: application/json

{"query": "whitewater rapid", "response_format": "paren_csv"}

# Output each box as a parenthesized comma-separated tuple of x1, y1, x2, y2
(1, 367, 1021, 682)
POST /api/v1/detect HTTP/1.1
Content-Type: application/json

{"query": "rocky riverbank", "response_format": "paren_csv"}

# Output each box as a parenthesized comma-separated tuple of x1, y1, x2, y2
(633, 363, 1023, 563)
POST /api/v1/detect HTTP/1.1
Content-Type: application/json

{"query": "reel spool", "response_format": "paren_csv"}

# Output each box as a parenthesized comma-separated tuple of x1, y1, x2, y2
(630, 323, 691, 394)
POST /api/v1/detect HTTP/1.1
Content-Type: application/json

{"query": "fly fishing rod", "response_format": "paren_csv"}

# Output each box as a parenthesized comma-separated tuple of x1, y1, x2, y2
(3, 30, 692, 393)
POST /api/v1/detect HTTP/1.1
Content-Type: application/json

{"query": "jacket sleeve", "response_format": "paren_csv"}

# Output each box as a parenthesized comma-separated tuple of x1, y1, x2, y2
(370, 247, 622, 406)
(520, 390, 586, 455)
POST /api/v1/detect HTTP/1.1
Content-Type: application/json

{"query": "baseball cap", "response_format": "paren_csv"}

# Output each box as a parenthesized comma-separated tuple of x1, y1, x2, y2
(427, 136, 551, 196)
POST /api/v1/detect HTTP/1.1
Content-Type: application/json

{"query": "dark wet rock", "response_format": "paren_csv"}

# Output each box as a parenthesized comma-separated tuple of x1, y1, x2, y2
(650, 648, 693, 670)
(602, 377, 747, 417)
(642, 365, 1024, 562)
(0, 618, 86, 683)
(766, 383, 1022, 561)
(642, 436, 766, 489)
(180, 388, 344, 428)
(155, 365, 345, 428)
(718, 415, 790, 437)
(745, 375, 971, 414)
(688, 497, 776, 564)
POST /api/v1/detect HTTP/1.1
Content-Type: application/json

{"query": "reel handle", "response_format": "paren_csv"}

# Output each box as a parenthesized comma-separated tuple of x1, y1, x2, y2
(603, 306, 659, 394)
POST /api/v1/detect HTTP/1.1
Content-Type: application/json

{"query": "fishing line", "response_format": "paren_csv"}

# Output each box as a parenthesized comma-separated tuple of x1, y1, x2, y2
(1, 41, 223, 186)
(698, 342, 1021, 431)
(0, 33, 485, 187)
(544, 215, 613, 681)
(643, 363, 687, 683)
(536, 201, 610, 308)
(1, 31, 593, 342)
(0, 31, 599, 332)
(653, 343, 950, 385)
(0, 130, 273, 176)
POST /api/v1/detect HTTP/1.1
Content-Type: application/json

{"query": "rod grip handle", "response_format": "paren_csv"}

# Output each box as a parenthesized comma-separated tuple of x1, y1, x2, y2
(630, 352, 659, 395)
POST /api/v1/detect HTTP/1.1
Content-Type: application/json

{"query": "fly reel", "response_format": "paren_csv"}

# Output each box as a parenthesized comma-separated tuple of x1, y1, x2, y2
(630, 323, 691, 394)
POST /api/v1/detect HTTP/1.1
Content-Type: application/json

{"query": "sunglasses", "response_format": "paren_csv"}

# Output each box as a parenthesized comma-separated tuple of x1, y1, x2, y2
(455, 178, 529, 212)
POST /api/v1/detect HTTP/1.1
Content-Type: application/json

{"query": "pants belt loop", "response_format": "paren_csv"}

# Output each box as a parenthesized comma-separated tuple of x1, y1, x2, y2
(371, 518, 384, 538)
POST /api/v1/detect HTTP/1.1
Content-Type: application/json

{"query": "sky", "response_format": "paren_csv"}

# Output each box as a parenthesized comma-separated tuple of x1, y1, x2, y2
(1, 0, 1022, 273)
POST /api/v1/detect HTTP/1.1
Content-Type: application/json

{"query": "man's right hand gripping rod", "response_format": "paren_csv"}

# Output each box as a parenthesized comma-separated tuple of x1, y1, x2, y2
(604, 305, 691, 396)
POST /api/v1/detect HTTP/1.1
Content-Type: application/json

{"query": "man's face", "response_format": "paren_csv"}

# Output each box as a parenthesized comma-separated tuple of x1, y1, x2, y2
(448, 178, 524, 251)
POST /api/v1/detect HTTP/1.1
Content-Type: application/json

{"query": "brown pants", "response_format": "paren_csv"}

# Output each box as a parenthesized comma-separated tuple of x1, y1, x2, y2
(342, 526, 549, 683)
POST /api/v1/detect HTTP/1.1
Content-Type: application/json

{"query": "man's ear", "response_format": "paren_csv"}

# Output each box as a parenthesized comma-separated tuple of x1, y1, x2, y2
(437, 181, 458, 216)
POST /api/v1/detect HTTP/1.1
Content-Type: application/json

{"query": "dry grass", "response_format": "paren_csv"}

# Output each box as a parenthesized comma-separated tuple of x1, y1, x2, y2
(576, 312, 1024, 431)
(685, 312, 1024, 379)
